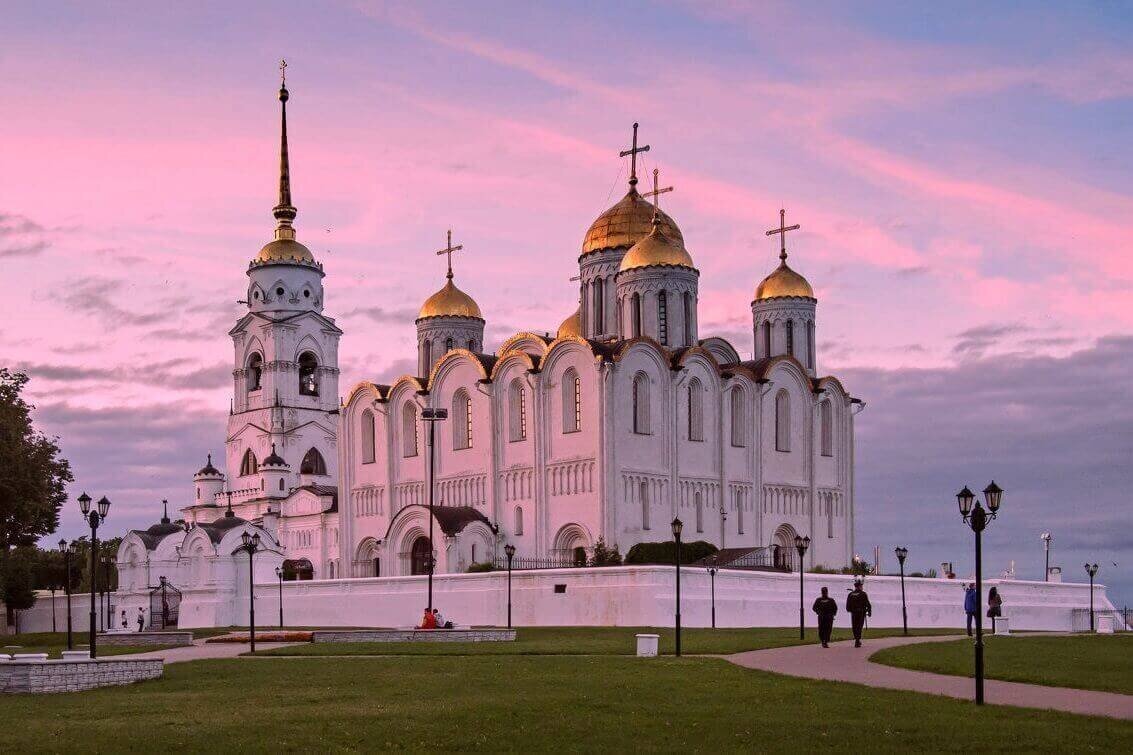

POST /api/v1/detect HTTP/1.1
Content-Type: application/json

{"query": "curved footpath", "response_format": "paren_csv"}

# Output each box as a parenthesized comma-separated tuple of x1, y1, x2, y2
(126, 639, 302, 664)
(725, 634, 1133, 721)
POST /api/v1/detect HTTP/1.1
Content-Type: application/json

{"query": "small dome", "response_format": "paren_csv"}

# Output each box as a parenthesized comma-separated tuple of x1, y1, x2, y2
(618, 222, 695, 273)
(254, 238, 316, 265)
(754, 260, 815, 300)
(583, 188, 683, 255)
(418, 279, 483, 320)
(557, 307, 581, 338)
(262, 444, 288, 468)
(196, 454, 222, 478)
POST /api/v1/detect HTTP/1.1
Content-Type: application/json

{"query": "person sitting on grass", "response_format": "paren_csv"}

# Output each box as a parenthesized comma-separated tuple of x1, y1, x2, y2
(420, 608, 437, 629)
(433, 608, 453, 629)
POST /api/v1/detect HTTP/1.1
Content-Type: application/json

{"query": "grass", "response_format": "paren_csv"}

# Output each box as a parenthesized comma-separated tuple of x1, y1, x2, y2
(0, 632, 169, 658)
(873, 634, 1133, 695)
(2, 654, 1130, 751)
(258, 625, 960, 657)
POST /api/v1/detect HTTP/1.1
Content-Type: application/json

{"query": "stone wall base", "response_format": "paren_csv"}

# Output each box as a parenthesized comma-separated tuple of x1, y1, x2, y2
(312, 628, 517, 643)
(0, 658, 164, 694)
(98, 631, 193, 647)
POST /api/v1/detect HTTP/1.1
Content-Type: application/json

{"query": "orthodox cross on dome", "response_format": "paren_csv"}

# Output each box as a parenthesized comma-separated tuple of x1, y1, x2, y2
(619, 122, 651, 187)
(765, 208, 800, 262)
(435, 229, 464, 280)
(279, 58, 287, 86)
(642, 167, 673, 212)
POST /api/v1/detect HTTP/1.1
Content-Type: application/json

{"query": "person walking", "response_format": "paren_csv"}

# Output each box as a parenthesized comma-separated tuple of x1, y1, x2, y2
(845, 579, 872, 648)
(963, 583, 978, 636)
(136, 607, 145, 632)
(812, 587, 838, 647)
(987, 586, 1003, 633)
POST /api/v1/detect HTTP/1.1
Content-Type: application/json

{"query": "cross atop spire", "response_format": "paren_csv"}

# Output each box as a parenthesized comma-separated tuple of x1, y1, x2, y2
(273, 59, 297, 239)
(435, 229, 464, 280)
(765, 208, 800, 262)
(642, 167, 673, 212)
(161, 499, 169, 524)
(619, 122, 651, 188)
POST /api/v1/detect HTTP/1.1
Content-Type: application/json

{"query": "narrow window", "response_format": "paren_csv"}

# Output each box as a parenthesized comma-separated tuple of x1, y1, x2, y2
(300, 448, 327, 475)
(361, 410, 375, 463)
(807, 321, 815, 370)
(422, 340, 432, 371)
(632, 374, 650, 434)
(445, 337, 454, 352)
(785, 320, 794, 359)
(695, 491, 704, 533)
(763, 321, 772, 357)
(820, 400, 833, 457)
(240, 449, 258, 476)
(509, 379, 527, 441)
(467, 339, 476, 351)
(631, 293, 642, 338)
(730, 387, 744, 447)
(641, 481, 650, 530)
(658, 291, 668, 345)
(737, 490, 745, 535)
(687, 378, 703, 441)
(775, 390, 791, 452)
(562, 369, 581, 433)
(594, 278, 604, 334)
(247, 353, 263, 392)
(514, 505, 524, 536)
(827, 494, 834, 538)
(683, 292, 692, 345)
(298, 351, 319, 396)
(403, 404, 418, 457)
(453, 389, 472, 450)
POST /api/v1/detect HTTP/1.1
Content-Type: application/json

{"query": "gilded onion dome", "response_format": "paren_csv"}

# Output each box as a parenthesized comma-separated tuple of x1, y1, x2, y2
(618, 216, 695, 272)
(582, 187, 683, 255)
(754, 260, 815, 300)
(557, 307, 582, 338)
(418, 279, 483, 320)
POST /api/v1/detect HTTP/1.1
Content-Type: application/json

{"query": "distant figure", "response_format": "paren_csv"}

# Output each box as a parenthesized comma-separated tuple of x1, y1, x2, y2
(420, 608, 437, 629)
(812, 587, 838, 648)
(987, 586, 1003, 632)
(136, 607, 145, 632)
(963, 584, 978, 636)
(845, 580, 872, 648)
(433, 608, 453, 629)
(121, 610, 128, 630)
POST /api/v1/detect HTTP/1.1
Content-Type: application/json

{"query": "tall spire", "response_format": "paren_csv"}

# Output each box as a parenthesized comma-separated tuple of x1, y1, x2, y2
(619, 122, 650, 189)
(272, 59, 297, 240)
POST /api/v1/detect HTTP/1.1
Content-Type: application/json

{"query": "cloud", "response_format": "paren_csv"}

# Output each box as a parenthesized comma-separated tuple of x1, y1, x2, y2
(12, 359, 229, 391)
(343, 305, 419, 323)
(57, 277, 176, 329)
(0, 212, 50, 258)
(952, 323, 1030, 359)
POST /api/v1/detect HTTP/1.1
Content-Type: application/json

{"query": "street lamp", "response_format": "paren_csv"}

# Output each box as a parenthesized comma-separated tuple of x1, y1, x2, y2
(421, 407, 448, 612)
(719, 506, 728, 551)
(59, 539, 74, 650)
(895, 546, 909, 636)
(78, 492, 111, 658)
(672, 517, 684, 657)
(504, 543, 516, 628)
(1085, 563, 1099, 632)
(706, 556, 718, 629)
(239, 530, 262, 653)
(954, 480, 1004, 706)
(275, 566, 284, 628)
(794, 535, 810, 640)
(1041, 532, 1052, 582)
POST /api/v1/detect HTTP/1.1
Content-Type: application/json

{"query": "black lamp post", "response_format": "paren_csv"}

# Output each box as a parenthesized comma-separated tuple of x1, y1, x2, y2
(794, 535, 810, 640)
(1041, 532, 1052, 582)
(672, 517, 683, 657)
(955, 481, 1004, 706)
(1085, 563, 1099, 632)
(706, 556, 718, 629)
(59, 539, 74, 650)
(78, 492, 111, 658)
(421, 407, 448, 612)
(275, 566, 284, 628)
(504, 543, 516, 628)
(239, 530, 262, 653)
(895, 546, 909, 636)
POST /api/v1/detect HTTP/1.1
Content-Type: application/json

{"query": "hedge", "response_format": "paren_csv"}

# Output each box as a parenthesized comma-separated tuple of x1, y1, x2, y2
(624, 540, 718, 565)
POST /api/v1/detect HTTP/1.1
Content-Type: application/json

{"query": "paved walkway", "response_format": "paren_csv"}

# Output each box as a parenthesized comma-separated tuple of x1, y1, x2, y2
(726, 634, 1133, 720)
(127, 639, 302, 665)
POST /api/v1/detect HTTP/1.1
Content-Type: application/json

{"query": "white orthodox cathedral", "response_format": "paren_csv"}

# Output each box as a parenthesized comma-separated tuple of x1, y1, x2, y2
(117, 77, 862, 602)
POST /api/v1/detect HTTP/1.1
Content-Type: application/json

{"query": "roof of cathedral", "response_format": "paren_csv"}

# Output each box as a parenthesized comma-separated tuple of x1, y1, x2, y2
(431, 505, 492, 537)
(130, 521, 186, 550)
(262, 444, 288, 468)
(582, 187, 683, 256)
(196, 514, 250, 544)
(754, 259, 814, 301)
(254, 238, 317, 266)
(196, 454, 223, 478)
(618, 216, 695, 273)
(556, 308, 582, 339)
(418, 278, 483, 320)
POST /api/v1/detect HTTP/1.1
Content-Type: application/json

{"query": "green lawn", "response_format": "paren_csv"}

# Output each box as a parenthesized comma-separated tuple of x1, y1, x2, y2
(872, 634, 1133, 695)
(1, 632, 168, 658)
(258, 625, 960, 657)
(2, 655, 1130, 751)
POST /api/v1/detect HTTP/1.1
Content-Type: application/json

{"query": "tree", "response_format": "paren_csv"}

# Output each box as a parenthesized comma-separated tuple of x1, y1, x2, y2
(0, 368, 73, 629)
(0, 549, 38, 633)
(588, 537, 623, 567)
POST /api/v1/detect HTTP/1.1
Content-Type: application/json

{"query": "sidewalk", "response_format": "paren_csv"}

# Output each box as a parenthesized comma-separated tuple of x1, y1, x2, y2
(127, 639, 302, 664)
(726, 634, 1133, 720)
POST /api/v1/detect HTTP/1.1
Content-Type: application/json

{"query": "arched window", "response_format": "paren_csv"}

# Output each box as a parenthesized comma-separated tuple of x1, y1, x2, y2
(807, 321, 815, 370)
(361, 410, 376, 464)
(247, 353, 263, 392)
(775, 389, 791, 452)
(300, 448, 327, 475)
(784, 320, 794, 359)
(298, 351, 319, 396)
(453, 389, 472, 450)
(467, 339, 476, 351)
(240, 449, 258, 476)
(562, 369, 581, 433)
(422, 340, 432, 371)
(683, 292, 693, 345)
(695, 491, 704, 533)
(402, 404, 418, 457)
(763, 321, 772, 357)
(687, 378, 703, 441)
(445, 337, 454, 352)
(594, 278, 604, 334)
(820, 400, 833, 457)
(509, 379, 527, 441)
(736, 489, 745, 534)
(640, 481, 650, 530)
(658, 291, 668, 345)
(514, 505, 524, 536)
(827, 493, 835, 538)
(632, 373, 650, 434)
(631, 293, 642, 338)
(730, 387, 745, 447)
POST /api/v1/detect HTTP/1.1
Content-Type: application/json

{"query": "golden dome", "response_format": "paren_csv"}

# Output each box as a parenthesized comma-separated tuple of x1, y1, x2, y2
(557, 307, 581, 338)
(755, 260, 815, 300)
(255, 238, 316, 265)
(418, 278, 483, 320)
(618, 222, 695, 272)
(582, 188, 683, 255)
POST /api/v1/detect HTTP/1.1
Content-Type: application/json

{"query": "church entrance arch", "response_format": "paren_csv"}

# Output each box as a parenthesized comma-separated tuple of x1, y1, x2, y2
(282, 558, 314, 581)
(552, 524, 591, 564)
(771, 524, 799, 571)
(410, 536, 432, 576)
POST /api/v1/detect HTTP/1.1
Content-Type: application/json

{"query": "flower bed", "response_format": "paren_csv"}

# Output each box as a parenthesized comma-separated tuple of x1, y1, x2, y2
(205, 631, 313, 643)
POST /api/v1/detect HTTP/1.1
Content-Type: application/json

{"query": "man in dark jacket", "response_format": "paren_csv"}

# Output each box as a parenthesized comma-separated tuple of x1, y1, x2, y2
(845, 580, 872, 647)
(963, 583, 978, 636)
(812, 587, 838, 647)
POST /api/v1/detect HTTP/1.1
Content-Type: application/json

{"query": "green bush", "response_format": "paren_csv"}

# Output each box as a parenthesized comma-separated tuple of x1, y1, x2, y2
(466, 562, 495, 573)
(588, 537, 623, 566)
(624, 540, 717, 565)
